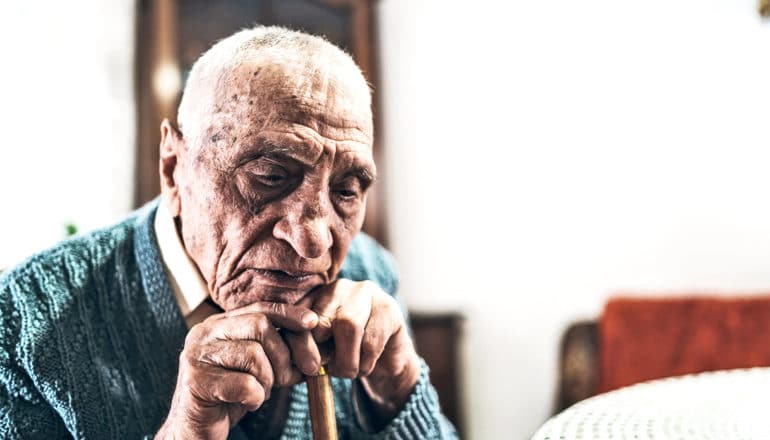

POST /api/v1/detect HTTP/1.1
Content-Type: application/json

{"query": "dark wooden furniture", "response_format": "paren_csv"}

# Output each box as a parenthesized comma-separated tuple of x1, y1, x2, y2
(555, 321, 599, 414)
(135, 0, 388, 243)
(410, 312, 465, 437)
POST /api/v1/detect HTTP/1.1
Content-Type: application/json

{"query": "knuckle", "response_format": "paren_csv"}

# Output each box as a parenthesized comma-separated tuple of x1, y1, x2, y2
(199, 348, 222, 368)
(250, 313, 271, 334)
(268, 301, 286, 315)
(180, 345, 200, 366)
(359, 359, 375, 377)
(271, 339, 291, 364)
(361, 335, 379, 355)
(181, 368, 204, 391)
(185, 324, 206, 344)
(275, 369, 292, 387)
(238, 351, 256, 373)
(247, 341, 264, 359)
(241, 376, 264, 397)
(248, 345, 271, 381)
(384, 298, 405, 323)
(336, 314, 363, 336)
(380, 292, 399, 310)
(261, 373, 274, 392)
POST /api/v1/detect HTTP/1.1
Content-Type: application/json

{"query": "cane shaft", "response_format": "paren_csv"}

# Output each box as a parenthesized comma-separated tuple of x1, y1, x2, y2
(306, 366, 337, 440)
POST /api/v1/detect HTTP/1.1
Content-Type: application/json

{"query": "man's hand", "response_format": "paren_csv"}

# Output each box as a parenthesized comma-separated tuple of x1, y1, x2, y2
(293, 279, 422, 424)
(155, 303, 320, 440)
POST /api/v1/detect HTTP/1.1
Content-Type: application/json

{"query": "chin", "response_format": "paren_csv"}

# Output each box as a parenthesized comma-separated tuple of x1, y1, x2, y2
(215, 267, 328, 310)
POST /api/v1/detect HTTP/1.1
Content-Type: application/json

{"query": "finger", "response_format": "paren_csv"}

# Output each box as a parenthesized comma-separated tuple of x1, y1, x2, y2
(284, 331, 322, 375)
(310, 279, 367, 343)
(189, 314, 296, 385)
(281, 366, 304, 386)
(219, 301, 318, 331)
(295, 292, 315, 309)
(358, 306, 393, 377)
(212, 370, 266, 412)
(328, 284, 372, 378)
(310, 282, 343, 343)
(196, 340, 274, 396)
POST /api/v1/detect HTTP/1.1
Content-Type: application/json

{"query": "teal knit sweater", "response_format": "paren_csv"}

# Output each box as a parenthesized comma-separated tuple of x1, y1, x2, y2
(0, 202, 457, 439)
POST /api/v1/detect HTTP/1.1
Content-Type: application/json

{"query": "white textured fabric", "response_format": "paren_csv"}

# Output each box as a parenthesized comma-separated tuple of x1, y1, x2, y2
(532, 368, 770, 440)
(153, 199, 210, 323)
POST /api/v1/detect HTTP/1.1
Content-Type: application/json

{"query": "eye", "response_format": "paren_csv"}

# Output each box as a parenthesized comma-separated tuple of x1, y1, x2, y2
(332, 177, 363, 201)
(248, 160, 289, 188)
(258, 172, 286, 186)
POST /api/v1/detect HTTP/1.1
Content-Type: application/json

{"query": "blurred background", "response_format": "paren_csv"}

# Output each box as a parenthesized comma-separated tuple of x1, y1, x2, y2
(2, 0, 770, 438)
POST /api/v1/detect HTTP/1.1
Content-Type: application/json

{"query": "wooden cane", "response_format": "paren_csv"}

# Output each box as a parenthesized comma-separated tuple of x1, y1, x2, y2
(306, 342, 337, 439)
(306, 365, 337, 440)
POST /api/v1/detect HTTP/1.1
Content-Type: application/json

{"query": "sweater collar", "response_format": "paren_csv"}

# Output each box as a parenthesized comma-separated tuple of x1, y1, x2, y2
(153, 199, 210, 325)
(132, 199, 189, 354)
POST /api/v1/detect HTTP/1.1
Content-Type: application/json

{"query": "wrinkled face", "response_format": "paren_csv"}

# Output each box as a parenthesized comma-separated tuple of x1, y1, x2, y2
(167, 59, 375, 311)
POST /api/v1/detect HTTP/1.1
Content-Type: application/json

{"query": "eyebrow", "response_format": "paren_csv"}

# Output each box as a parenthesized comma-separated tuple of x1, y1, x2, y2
(340, 167, 376, 189)
(237, 140, 377, 185)
(258, 141, 322, 166)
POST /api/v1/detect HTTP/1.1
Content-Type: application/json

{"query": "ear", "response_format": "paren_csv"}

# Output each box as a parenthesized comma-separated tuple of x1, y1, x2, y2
(159, 118, 185, 217)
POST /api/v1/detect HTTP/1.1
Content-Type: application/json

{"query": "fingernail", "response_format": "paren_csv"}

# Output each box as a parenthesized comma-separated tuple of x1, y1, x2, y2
(301, 311, 318, 326)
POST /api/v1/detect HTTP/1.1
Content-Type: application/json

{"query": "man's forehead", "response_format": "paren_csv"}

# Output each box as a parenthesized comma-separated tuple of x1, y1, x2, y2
(228, 57, 370, 107)
(199, 102, 374, 173)
(258, 128, 373, 162)
(207, 59, 370, 128)
(204, 99, 373, 149)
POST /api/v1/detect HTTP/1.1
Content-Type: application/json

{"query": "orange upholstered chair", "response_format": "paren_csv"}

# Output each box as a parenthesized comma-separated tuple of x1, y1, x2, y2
(555, 295, 770, 413)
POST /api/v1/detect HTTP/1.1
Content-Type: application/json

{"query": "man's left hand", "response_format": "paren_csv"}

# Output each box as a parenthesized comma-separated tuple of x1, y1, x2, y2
(287, 279, 421, 423)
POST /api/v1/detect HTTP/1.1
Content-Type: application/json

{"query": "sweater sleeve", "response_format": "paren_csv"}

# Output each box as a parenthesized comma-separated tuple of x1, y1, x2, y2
(349, 359, 459, 439)
(0, 369, 67, 439)
(0, 275, 67, 439)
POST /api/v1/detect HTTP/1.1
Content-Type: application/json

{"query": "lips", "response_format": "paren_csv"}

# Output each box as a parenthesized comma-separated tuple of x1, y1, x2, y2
(251, 268, 324, 289)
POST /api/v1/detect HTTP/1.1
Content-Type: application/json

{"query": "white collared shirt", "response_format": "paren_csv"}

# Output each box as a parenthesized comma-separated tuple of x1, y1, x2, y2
(153, 200, 215, 327)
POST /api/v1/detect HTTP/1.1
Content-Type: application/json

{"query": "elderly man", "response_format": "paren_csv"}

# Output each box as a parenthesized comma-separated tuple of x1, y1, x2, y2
(0, 27, 456, 439)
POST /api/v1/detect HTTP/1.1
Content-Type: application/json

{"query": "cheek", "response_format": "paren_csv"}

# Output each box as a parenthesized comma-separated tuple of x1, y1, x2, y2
(233, 173, 272, 214)
(340, 200, 366, 235)
(177, 166, 251, 274)
(327, 206, 365, 272)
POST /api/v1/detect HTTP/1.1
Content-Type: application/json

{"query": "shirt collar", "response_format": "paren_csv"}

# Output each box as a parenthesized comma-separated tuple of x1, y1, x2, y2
(153, 199, 210, 320)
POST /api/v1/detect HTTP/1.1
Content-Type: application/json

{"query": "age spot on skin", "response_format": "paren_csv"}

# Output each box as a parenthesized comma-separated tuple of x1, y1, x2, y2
(210, 132, 224, 143)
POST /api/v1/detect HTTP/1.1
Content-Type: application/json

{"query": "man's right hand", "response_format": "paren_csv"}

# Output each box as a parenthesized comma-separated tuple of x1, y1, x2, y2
(155, 302, 320, 440)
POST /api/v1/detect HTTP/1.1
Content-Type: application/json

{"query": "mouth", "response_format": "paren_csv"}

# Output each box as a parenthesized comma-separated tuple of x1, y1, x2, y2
(251, 268, 323, 289)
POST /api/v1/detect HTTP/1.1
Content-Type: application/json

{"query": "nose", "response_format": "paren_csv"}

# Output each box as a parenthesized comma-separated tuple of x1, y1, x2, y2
(273, 202, 333, 260)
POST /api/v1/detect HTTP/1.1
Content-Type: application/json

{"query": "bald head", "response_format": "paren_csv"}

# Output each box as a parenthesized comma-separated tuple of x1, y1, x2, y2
(177, 26, 372, 150)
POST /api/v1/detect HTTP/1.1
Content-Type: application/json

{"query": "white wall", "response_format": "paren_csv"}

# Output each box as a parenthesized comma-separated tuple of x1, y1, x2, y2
(378, 0, 770, 438)
(0, 2, 135, 269)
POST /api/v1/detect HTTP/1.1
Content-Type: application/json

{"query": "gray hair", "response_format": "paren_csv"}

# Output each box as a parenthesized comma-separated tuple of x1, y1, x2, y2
(177, 25, 369, 148)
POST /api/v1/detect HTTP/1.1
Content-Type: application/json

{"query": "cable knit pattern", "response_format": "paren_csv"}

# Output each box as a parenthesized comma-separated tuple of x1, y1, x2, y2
(0, 201, 457, 439)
